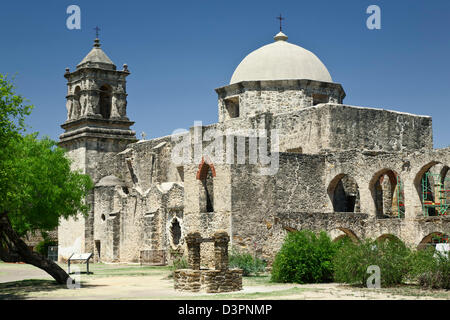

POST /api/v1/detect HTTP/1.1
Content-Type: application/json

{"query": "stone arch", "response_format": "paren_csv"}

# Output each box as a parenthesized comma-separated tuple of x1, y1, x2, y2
(441, 166, 449, 183)
(369, 169, 405, 218)
(417, 232, 449, 250)
(327, 174, 360, 213)
(329, 227, 359, 243)
(414, 161, 449, 216)
(197, 157, 215, 213)
(72, 86, 81, 118)
(440, 166, 450, 214)
(196, 157, 216, 180)
(99, 84, 112, 119)
(376, 234, 401, 243)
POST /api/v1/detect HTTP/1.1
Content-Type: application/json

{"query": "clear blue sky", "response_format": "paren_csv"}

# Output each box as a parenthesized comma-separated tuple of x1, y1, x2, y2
(1, 0, 449, 148)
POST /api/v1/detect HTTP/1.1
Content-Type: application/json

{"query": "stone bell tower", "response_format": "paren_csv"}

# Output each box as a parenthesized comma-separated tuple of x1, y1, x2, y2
(58, 38, 136, 261)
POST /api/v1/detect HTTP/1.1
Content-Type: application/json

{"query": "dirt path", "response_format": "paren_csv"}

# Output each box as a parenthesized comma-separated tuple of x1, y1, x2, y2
(0, 262, 448, 300)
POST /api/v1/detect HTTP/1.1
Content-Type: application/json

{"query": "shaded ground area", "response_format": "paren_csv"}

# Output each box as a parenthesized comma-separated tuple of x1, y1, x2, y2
(0, 262, 448, 300)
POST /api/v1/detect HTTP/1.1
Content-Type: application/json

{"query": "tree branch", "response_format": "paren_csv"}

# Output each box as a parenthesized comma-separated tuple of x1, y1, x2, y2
(0, 214, 69, 284)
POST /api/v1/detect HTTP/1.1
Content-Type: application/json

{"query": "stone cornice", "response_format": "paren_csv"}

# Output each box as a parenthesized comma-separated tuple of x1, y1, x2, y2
(61, 116, 134, 130)
(215, 79, 346, 99)
(64, 67, 130, 80)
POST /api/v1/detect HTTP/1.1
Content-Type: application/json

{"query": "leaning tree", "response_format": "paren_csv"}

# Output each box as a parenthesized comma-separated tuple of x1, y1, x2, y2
(0, 74, 93, 284)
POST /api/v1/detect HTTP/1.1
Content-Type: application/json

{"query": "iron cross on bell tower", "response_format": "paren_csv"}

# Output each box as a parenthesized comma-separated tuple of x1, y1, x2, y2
(94, 26, 101, 38)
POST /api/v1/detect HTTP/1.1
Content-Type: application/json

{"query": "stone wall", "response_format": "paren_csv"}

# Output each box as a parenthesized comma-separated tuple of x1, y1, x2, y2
(272, 104, 433, 154)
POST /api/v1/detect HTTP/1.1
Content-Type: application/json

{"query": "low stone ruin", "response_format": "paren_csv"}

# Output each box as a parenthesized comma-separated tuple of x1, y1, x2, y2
(173, 231, 243, 293)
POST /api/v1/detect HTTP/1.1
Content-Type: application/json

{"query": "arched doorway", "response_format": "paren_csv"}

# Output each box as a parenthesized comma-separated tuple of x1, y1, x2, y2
(328, 174, 360, 213)
(370, 169, 405, 218)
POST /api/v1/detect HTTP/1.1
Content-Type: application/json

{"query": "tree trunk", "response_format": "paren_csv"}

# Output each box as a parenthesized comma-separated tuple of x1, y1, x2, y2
(0, 214, 69, 284)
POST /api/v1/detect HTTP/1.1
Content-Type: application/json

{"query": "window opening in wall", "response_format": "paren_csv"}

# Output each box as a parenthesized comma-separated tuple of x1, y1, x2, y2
(203, 169, 214, 212)
(312, 93, 329, 106)
(225, 96, 239, 119)
(330, 175, 360, 213)
(171, 219, 182, 246)
(421, 170, 449, 216)
(73, 86, 81, 117)
(373, 170, 405, 219)
(286, 147, 302, 154)
(99, 84, 112, 119)
(95, 240, 101, 261)
(177, 166, 184, 182)
(197, 159, 215, 213)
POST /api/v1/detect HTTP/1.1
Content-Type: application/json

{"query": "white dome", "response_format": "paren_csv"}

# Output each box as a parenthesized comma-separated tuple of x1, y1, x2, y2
(230, 32, 332, 84)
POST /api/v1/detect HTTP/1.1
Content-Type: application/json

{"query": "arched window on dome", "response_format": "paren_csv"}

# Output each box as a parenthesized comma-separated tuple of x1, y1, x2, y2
(99, 84, 112, 119)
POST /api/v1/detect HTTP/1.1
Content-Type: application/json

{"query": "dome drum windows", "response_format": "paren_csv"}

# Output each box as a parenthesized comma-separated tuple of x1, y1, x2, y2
(312, 93, 329, 106)
(224, 96, 240, 119)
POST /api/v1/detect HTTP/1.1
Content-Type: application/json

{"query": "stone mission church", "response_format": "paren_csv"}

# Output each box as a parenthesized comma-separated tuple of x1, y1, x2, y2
(58, 30, 449, 266)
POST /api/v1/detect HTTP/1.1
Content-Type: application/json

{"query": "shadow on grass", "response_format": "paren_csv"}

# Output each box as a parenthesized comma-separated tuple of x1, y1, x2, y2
(0, 279, 103, 300)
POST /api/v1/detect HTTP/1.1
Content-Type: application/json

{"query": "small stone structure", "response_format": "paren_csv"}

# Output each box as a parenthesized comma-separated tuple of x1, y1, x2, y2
(174, 231, 242, 293)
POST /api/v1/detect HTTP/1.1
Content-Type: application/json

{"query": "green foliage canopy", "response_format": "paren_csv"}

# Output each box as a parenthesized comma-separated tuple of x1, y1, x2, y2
(0, 74, 93, 236)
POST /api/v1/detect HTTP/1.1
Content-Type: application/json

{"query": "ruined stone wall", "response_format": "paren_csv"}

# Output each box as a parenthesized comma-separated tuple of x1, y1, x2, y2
(326, 104, 433, 152)
(183, 162, 232, 268)
(229, 153, 327, 261)
(90, 136, 186, 264)
(322, 147, 450, 246)
(227, 147, 449, 262)
(271, 104, 433, 154)
(92, 179, 185, 263)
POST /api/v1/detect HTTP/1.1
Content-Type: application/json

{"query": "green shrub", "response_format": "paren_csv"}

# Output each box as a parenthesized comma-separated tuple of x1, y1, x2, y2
(333, 238, 411, 286)
(35, 237, 57, 258)
(229, 248, 266, 276)
(171, 257, 189, 270)
(271, 230, 337, 284)
(409, 247, 449, 289)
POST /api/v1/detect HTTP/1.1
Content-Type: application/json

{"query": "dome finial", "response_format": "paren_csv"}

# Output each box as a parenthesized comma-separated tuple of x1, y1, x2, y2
(274, 14, 288, 41)
(274, 31, 288, 41)
(93, 26, 101, 47)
